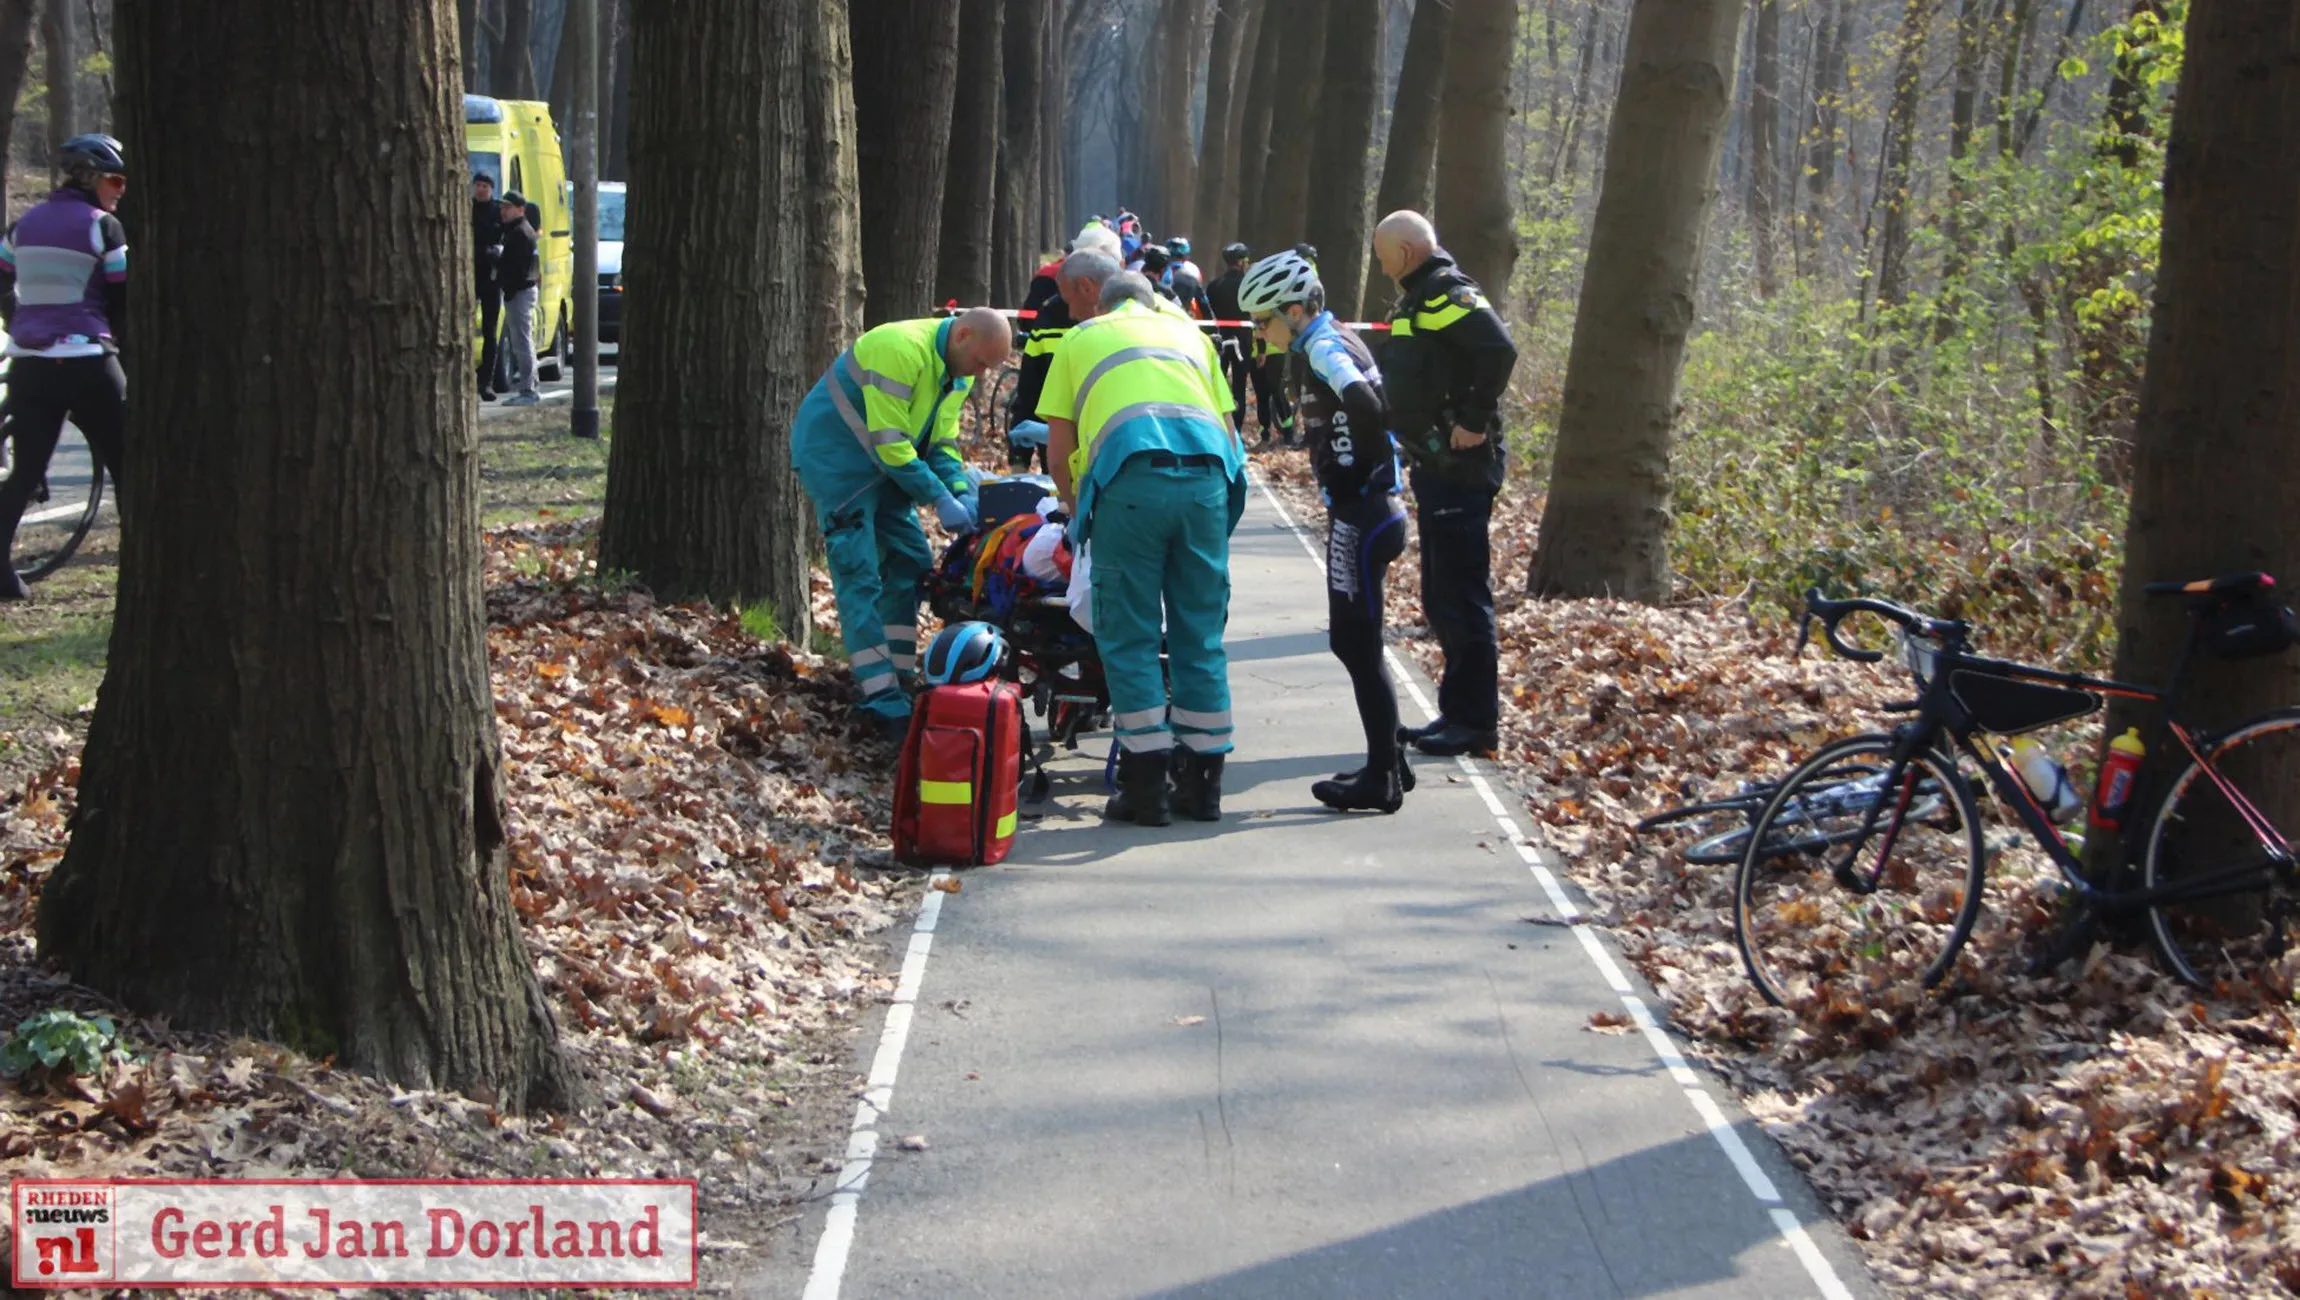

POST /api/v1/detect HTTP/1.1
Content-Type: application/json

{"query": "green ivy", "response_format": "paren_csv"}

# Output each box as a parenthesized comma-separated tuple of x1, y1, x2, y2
(0, 1009, 123, 1079)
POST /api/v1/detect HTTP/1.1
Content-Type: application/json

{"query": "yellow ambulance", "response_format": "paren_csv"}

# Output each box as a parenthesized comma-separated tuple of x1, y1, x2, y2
(465, 94, 573, 380)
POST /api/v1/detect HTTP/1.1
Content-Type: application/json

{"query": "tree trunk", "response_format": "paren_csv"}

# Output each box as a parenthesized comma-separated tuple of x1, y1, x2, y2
(547, 0, 581, 123)
(853, 1, 960, 323)
(1434, 0, 1517, 304)
(0, 0, 37, 194)
(604, 0, 631, 180)
(800, 1, 865, 375)
(460, 0, 480, 91)
(1305, 0, 1381, 318)
(1211, 0, 1264, 247)
(600, 0, 829, 618)
(1255, 0, 1325, 253)
(937, 0, 1002, 308)
(1368, 0, 1453, 309)
(1934, 0, 1985, 339)
(1872, 0, 1932, 313)
(1530, 0, 1744, 602)
(498, 0, 535, 97)
(1552, 0, 1601, 183)
(2092, 0, 2300, 874)
(994, 0, 1049, 303)
(1800, 0, 1848, 264)
(1191, 0, 1246, 244)
(1748, 0, 1780, 299)
(41, 0, 73, 163)
(38, 0, 577, 1111)
(1153, 0, 1205, 231)
(1233, 0, 1285, 248)
(1040, 2, 1065, 253)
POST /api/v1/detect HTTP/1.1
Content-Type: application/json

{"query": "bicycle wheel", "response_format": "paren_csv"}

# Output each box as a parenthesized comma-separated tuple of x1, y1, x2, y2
(9, 436, 103, 583)
(2144, 708, 2300, 986)
(1734, 734, 1986, 1009)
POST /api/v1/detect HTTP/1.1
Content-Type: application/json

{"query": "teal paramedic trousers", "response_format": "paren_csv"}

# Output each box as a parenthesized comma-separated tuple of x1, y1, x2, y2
(1088, 457, 1234, 756)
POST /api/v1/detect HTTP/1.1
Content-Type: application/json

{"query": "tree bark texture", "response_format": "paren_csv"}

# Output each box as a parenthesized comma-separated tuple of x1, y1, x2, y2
(1433, 0, 1517, 306)
(1304, 0, 1382, 320)
(38, 0, 577, 1111)
(1369, 0, 1452, 302)
(1191, 0, 1246, 245)
(498, 0, 536, 97)
(1531, 0, 1744, 602)
(1040, 3, 1065, 255)
(1232, 0, 1284, 249)
(995, 0, 1050, 303)
(1748, 0, 1781, 299)
(0, 0, 36, 193)
(2097, 0, 2300, 785)
(602, 0, 831, 620)
(1872, 0, 1933, 312)
(459, 0, 480, 93)
(1253, 0, 1325, 254)
(604, 0, 630, 180)
(1209, 0, 1263, 247)
(40, 0, 73, 162)
(852, 0, 960, 324)
(937, 0, 1003, 308)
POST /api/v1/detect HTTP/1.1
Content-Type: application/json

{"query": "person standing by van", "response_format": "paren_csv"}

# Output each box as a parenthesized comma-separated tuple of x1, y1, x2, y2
(496, 190, 541, 406)
(472, 172, 506, 400)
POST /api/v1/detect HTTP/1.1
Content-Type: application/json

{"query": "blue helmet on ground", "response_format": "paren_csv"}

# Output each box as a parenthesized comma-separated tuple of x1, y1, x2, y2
(923, 621, 1008, 686)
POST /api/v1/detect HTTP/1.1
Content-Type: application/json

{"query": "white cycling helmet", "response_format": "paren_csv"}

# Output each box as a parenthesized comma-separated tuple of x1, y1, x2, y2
(1236, 251, 1321, 315)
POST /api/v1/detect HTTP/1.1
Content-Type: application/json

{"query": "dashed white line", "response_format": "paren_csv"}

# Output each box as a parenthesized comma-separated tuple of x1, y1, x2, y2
(1250, 473, 1855, 1299)
(801, 869, 950, 1300)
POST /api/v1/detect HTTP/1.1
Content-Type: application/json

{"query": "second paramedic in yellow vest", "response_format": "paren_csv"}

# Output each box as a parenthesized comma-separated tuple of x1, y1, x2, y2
(1040, 259, 1245, 829)
(791, 308, 1013, 738)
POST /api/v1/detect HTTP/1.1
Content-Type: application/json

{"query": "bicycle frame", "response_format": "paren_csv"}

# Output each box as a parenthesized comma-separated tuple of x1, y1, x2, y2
(1823, 613, 2296, 914)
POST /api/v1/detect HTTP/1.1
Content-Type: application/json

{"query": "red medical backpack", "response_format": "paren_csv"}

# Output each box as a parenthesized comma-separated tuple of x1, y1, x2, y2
(892, 679, 1025, 866)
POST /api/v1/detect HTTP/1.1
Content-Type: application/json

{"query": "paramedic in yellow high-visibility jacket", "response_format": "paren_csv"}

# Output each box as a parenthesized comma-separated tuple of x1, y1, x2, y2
(791, 308, 1012, 736)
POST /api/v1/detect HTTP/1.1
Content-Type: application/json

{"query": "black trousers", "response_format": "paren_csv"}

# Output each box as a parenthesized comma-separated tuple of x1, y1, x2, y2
(477, 282, 504, 392)
(1410, 466, 1500, 732)
(0, 354, 129, 557)
(1328, 505, 1408, 766)
(1218, 338, 1252, 433)
(1253, 354, 1292, 440)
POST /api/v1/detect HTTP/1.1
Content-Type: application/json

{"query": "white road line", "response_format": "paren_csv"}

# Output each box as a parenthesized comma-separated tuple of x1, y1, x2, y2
(801, 869, 951, 1300)
(1248, 472, 1855, 1299)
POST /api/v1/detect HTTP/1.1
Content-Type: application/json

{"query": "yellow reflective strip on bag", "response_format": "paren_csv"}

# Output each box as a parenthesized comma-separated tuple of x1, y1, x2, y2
(919, 779, 974, 805)
(995, 810, 1018, 839)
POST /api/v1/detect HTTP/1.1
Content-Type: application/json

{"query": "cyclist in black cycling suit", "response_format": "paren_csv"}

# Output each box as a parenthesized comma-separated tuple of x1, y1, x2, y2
(1239, 251, 1411, 812)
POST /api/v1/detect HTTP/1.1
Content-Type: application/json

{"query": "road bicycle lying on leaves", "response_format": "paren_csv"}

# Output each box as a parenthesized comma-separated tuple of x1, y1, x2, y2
(1731, 573, 2300, 1009)
(1635, 768, 1949, 867)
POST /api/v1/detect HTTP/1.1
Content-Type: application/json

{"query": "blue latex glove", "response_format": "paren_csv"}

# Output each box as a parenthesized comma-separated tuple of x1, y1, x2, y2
(935, 494, 977, 533)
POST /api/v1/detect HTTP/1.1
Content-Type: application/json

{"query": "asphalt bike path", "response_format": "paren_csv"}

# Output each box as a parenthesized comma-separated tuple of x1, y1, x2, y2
(744, 482, 1876, 1300)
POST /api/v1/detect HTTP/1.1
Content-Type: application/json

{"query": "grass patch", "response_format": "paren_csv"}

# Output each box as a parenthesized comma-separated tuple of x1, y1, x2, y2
(739, 602, 784, 644)
(477, 397, 613, 526)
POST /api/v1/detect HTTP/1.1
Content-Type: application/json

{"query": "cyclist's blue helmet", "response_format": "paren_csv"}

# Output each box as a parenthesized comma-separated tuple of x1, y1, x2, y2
(923, 621, 1008, 686)
(1167, 236, 1191, 257)
(59, 133, 125, 177)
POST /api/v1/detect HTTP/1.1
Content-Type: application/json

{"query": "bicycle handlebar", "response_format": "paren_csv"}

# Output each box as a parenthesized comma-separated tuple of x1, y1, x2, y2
(1798, 588, 1961, 664)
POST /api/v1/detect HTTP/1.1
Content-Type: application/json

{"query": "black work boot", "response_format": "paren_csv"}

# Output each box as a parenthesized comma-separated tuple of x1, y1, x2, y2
(1172, 750, 1225, 822)
(1414, 723, 1499, 758)
(1398, 717, 1448, 747)
(1105, 749, 1174, 827)
(1312, 758, 1405, 814)
(1330, 748, 1416, 794)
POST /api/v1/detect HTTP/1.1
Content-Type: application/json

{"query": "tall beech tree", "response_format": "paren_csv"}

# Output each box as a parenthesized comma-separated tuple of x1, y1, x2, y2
(938, 0, 1003, 308)
(1531, 0, 1745, 601)
(852, 1, 960, 323)
(39, 0, 578, 1109)
(1303, 0, 1382, 317)
(600, 0, 857, 615)
(1433, 0, 1517, 303)
(2092, 0, 2300, 878)
(1367, 0, 1453, 313)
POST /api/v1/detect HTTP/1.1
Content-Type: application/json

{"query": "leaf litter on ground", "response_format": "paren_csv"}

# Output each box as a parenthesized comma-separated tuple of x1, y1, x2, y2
(1263, 457, 2300, 1298)
(0, 517, 923, 1294)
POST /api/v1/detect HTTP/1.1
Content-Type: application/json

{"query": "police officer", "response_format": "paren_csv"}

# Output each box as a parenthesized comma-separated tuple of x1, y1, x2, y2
(1038, 254, 1244, 827)
(791, 307, 1013, 737)
(1371, 210, 1519, 757)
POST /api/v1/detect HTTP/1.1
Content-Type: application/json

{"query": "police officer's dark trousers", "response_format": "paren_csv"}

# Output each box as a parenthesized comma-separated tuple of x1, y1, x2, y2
(1410, 465, 1500, 733)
